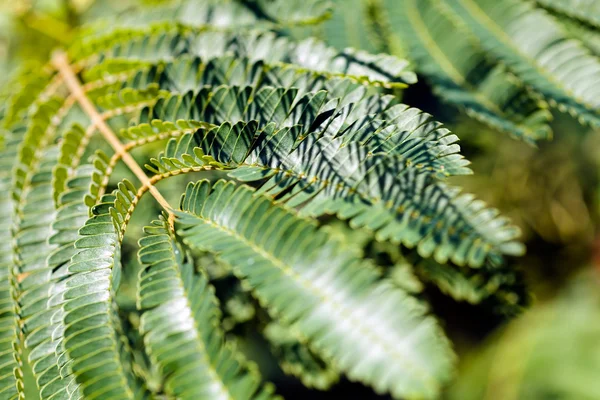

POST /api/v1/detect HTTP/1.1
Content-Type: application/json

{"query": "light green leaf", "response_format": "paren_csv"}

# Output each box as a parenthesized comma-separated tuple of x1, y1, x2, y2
(389, 0, 552, 142)
(177, 179, 455, 400)
(445, 0, 600, 126)
(137, 219, 278, 400)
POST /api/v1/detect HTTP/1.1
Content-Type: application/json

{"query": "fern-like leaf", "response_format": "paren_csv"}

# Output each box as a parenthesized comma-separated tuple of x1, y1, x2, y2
(536, 0, 600, 28)
(0, 2, 534, 398)
(263, 321, 340, 390)
(176, 179, 455, 399)
(62, 187, 149, 399)
(136, 82, 521, 267)
(137, 219, 278, 400)
(444, 0, 600, 126)
(389, 0, 552, 142)
(0, 130, 20, 400)
(72, 27, 416, 89)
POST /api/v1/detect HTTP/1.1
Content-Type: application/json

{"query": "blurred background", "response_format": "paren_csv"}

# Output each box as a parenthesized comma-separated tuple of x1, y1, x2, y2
(2, 0, 599, 398)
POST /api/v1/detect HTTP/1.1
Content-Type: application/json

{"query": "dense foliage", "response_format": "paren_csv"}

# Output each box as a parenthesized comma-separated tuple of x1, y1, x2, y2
(0, 0, 598, 399)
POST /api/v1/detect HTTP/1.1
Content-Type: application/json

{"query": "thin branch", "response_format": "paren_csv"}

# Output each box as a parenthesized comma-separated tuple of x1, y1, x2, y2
(51, 50, 176, 226)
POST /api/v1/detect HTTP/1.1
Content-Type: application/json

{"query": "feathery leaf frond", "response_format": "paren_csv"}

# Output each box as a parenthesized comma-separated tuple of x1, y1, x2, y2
(62, 187, 149, 399)
(535, 0, 600, 28)
(388, 0, 553, 142)
(0, 1, 534, 398)
(135, 82, 521, 267)
(0, 130, 20, 400)
(444, 0, 600, 126)
(137, 219, 278, 400)
(177, 179, 455, 399)
(263, 321, 340, 390)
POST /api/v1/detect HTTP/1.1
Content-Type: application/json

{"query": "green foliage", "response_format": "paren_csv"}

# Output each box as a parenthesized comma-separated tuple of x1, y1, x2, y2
(444, 0, 600, 126)
(138, 218, 278, 400)
(449, 270, 600, 400)
(381, 0, 553, 143)
(177, 180, 454, 398)
(536, 0, 600, 28)
(317, 0, 600, 140)
(0, 127, 19, 400)
(263, 320, 340, 390)
(5, 0, 598, 399)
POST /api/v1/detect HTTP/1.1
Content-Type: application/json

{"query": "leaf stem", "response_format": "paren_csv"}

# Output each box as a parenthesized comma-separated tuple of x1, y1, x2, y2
(51, 50, 176, 227)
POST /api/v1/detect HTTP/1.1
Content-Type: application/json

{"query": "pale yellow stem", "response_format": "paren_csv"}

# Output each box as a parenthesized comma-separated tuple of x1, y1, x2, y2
(51, 51, 175, 227)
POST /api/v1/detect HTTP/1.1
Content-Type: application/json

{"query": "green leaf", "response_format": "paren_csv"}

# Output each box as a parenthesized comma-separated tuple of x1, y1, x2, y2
(137, 219, 278, 400)
(535, 0, 600, 28)
(177, 179, 455, 400)
(137, 82, 522, 267)
(62, 186, 149, 399)
(324, 0, 389, 53)
(71, 27, 416, 89)
(546, 8, 600, 57)
(263, 321, 340, 390)
(414, 257, 528, 313)
(237, 0, 333, 25)
(24, 165, 97, 400)
(85, 0, 331, 32)
(12, 138, 61, 400)
(444, 0, 600, 126)
(0, 130, 20, 400)
(2, 68, 50, 130)
(0, 3, 536, 397)
(53, 124, 87, 205)
(387, 0, 552, 142)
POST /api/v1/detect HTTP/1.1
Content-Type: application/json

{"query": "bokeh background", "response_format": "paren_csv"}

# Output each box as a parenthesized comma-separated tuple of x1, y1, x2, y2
(2, 0, 599, 398)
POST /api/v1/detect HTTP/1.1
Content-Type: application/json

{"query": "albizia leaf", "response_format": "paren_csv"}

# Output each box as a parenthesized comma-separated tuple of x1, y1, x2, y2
(176, 179, 455, 400)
